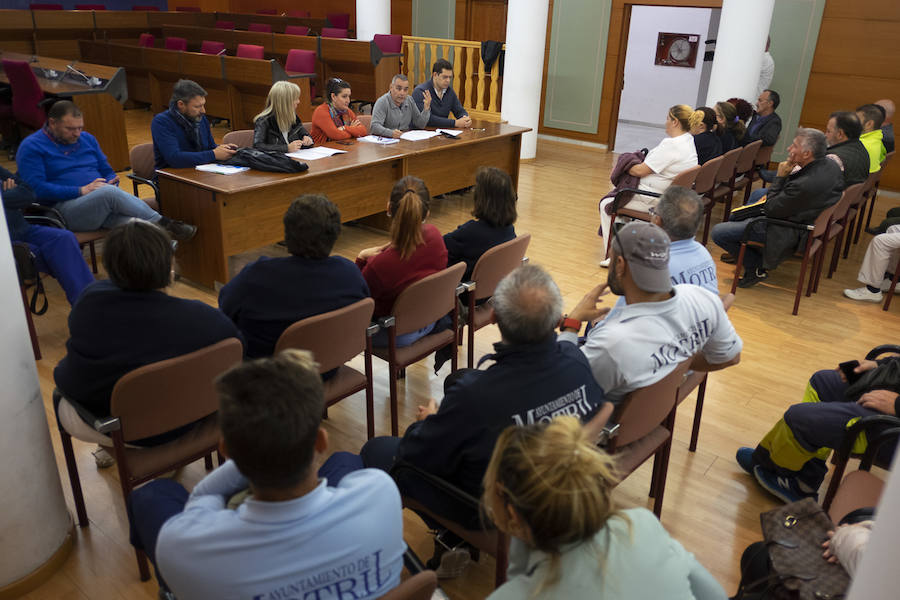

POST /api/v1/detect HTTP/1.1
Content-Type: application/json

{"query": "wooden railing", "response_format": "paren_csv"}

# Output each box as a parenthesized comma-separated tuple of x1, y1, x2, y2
(401, 36, 504, 122)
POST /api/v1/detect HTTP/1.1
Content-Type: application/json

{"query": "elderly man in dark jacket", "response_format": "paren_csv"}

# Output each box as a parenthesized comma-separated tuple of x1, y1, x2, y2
(712, 128, 844, 287)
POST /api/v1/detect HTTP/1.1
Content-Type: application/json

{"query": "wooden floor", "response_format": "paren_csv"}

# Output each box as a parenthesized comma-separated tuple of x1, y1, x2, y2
(7, 109, 900, 599)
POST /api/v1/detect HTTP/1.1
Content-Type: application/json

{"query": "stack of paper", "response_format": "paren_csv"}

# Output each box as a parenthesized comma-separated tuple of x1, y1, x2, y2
(400, 130, 442, 141)
(195, 164, 250, 175)
(286, 147, 348, 160)
(436, 129, 463, 137)
(359, 135, 400, 145)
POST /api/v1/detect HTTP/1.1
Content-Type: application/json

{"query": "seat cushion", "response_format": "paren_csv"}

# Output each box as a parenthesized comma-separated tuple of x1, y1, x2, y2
(372, 328, 456, 368)
(402, 495, 500, 554)
(324, 365, 367, 405)
(611, 425, 670, 477)
(124, 415, 219, 481)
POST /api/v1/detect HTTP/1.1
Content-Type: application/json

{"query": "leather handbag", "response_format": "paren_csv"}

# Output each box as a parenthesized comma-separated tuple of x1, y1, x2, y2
(755, 497, 850, 600)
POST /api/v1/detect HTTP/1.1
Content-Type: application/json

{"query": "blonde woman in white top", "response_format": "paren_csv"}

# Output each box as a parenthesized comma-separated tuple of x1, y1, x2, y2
(599, 104, 698, 265)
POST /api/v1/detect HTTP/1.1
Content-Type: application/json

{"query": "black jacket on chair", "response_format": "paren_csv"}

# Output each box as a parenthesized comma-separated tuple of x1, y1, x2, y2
(252, 115, 312, 153)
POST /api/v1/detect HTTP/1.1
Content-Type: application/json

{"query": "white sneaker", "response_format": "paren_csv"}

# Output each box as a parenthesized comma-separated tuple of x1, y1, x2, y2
(881, 278, 896, 292)
(92, 445, 116, 468)
(843, 287, 883, 302)
(599, 258, 611, 268)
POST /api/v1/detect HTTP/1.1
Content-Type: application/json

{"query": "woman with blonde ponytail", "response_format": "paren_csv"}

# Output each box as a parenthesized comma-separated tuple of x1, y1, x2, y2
(691, 106, 724, 164)
(483, 417, 728, 600)
(599, 104, 698, 265)
(356, 175, 448, 346)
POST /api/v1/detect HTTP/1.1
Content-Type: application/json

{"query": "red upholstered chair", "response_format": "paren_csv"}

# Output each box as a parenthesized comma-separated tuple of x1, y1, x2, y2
(3, 60, 47, 133)
(326, 13, 350, 29)
(29, 3, 63, 9)
(75, 4, 106, 9)
(285, 25, 310, 36)
(138, 33, 155, 48)
(164, 37, 188, 51)
(374, 34, 402, 54)
(256, 9, 278, 15)
(248, 23, 273, 33)
(321, 27, 348, 39)
(286, 48, 316, 73)
(132, 6, 161, 11)
(236, 44, 265, 59)
(288, 10, 311, 18)
(175, 6, 201, 11)
(215, 20, 235, 30)
(200, 40, 226, 55)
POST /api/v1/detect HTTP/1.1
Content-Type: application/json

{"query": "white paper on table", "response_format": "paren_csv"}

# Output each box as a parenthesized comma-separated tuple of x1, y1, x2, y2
(286, 147, 348, 160)
(358, 135, 400, 145)
(195, 164, 250, 174)
(400, 130, 442, 141)
(436, 129, 463, 137)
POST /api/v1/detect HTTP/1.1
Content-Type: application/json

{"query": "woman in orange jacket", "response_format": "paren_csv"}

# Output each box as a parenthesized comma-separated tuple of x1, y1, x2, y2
(310, 78, 368, 145)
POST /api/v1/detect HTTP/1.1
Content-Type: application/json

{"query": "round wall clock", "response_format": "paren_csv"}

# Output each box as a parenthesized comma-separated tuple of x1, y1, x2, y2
(655, 33, 700, 68)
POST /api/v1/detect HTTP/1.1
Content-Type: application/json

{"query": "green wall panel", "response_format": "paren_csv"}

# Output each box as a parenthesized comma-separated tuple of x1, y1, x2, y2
(412, 0, 455, 40)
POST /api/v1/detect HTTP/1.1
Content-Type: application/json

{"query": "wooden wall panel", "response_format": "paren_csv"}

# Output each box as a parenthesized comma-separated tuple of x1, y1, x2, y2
(226, 0, 357, 33)
(392, 0, 412, 36)
(823, 0, 900, 21)
(812, 18, 900, 79)
(455, 0, 507, 41)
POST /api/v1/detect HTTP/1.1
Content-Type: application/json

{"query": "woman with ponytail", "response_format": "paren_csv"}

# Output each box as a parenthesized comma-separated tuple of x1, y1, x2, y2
(691, 106, 723, 165)
(310, 78, 368, 144)
(715, 101, 746, 152)
(483, 417, 728, 600)
(356, 176, 448, 346)
(599, 105, 697, 265)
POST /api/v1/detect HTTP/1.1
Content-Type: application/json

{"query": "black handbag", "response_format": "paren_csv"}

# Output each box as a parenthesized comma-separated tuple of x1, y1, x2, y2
(845, 358, 900, 400)
(222, 147, 309, 173)
(12, 242, 48, 315)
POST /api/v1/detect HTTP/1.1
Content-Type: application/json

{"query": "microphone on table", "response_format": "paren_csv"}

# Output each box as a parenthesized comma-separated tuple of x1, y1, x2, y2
(217, 49, 227, 56)
(66, 63, 90, 83)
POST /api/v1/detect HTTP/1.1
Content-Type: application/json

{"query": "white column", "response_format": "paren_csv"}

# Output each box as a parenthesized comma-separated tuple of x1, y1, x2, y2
(705, 0, 774, 105)
(501, 0, 551, 159)
(356, 0, 391, 41)
(0, 203, 71, 589)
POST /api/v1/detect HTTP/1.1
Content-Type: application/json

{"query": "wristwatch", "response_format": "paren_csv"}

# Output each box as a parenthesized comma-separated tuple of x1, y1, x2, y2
(559, 315, 582, 333)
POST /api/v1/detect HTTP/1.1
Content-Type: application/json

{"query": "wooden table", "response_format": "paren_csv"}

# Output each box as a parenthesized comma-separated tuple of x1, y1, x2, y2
(157, 122, 529, 289)
(0, 50, 129, 171)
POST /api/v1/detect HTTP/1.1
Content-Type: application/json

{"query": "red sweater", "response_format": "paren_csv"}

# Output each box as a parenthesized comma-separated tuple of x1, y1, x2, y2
(356, 224, 448, 317)
(310, 104, 368, 145)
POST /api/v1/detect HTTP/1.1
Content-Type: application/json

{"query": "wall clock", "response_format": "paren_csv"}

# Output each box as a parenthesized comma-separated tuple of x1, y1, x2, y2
(655, 33, 700, 68)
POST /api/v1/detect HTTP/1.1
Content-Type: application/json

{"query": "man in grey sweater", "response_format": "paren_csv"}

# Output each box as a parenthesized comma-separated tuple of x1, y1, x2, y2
(370, 74, 432, 138)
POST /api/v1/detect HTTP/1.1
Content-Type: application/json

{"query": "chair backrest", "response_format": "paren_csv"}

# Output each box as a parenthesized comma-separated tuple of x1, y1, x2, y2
(735, 140, 763, 174)
(610, 359, 692, 449)
(810, 205, 837, 239)
(222, 129, 254, 147)
(3, 60, 46, 130)
(274, 298, 375, 373)
(138, 33, 155, 48)
(248, 22, 273, 33)
(670, 164, 701, 189)
(326, 12, 350, 29)
(288, 10, 311, 17)
(132, 5, 161, 10)
(286, 48, 316, 72)
(256, 9, 278, 14)
(377, 571, 438, 600)
(110, 338, 243, 442)
(285, 25, 310, 36)
(164, 36, 188, 51)
(754, 143, 775, 168)
(200, 40, 226, 55)
(30, 3, 63, 9)
(215, 20, 235, 30)
(129, 143, 156, 180)
(176, 6, 201, 11)
(321, 27, 348, 39)
(693, 155, 723, 195)
(470, 234, 532, 302)
(236, 44, 265, 59)
(714, 147, 742, 185)
(391, 262, 466, 336)
(832, 182, 864, 223)
(358, 114, 372, 131)
(75, 3, 105, 9)
(881, 151, 895, 171)
(374, 34, 402, 54)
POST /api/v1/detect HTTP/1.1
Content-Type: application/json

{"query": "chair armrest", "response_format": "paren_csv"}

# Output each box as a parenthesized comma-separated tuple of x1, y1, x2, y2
(866, 345, 900, 360)
(460, 280, 476, 294)
(127, 173, 159, 189)
(94, 416, 122, 434)
(389, 459, 481, 510)
(595, 422, 620, 447)
(860, 427, 900, 470)
(455, 283, 466, 296)
(25, 203, 68, 228)
(614, 188, 661, 202)
(739, 216, 813, 243)
(24, 214, 66, 229)
(53, 388, 121, 433)
(834, 415, 900, 464)
(366, 322, 380, 337)
(377, 316, 395, 329)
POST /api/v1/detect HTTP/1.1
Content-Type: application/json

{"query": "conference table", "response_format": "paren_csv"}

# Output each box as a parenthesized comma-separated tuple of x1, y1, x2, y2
(0, 50, 129, 171)
(156, 122, 530, 289)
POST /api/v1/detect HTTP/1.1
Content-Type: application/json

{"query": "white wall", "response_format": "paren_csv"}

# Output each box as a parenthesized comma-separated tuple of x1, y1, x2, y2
(618, 6, 712, 126)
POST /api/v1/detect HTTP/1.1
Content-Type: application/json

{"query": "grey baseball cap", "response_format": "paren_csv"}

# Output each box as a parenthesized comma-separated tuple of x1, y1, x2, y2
(612, 222, 672, 293)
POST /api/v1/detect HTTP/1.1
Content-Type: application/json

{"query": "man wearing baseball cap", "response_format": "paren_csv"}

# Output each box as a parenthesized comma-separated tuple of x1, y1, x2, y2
(558, 222, 743, 404)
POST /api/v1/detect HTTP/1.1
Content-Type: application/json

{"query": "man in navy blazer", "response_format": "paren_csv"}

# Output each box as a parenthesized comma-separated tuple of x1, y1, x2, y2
(412, 59, 472, 129)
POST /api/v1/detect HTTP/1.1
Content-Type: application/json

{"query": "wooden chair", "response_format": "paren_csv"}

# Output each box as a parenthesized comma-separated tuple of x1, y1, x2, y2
(861, 150, 895, 235)
(705, 146, 742, 226)
(285, 25, 310, 36)
(883, 266, 900, 311)
(459, 234, 531, 369)
(675, 293, 734, 453)
(127, 142, 160, 211)
(200, 40, 226, 55)
(164, 36, 188, 51)
(321, 27, 348, 39)
(816, 183, 864, 282)
(729, 206, 836, 316)
(215, 20, 236, 30)
(55, 337, 243, 580)
(248, 22, 273, 33)
(23, 204, 105, 274)
(326, 13, 351, 29)
(378, 571, 438, 600)
(390, 460, 510, 589)
(138, 33, 155, 48)
(842, 175, 874, 259)
(598, 359, 693, 517)
(741, 143, 775, 205)
(728, 140, 763, 220)
(691, 155, 724, 244)
(372, 262, 465, 435)
(274, 298, 378, 439)
(222, 129, 254, 147)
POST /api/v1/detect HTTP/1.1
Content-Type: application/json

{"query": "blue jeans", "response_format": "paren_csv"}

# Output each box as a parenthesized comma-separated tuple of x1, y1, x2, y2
(746, 187, 767, 206)
(711, 219, 767, 272)
(371, 321, 436, 348)
(23, 225, 94, 305)
(54, 185, 161, 231)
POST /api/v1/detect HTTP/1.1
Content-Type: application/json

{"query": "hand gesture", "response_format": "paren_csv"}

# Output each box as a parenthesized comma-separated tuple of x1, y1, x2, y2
(213, 144, 237, 160)
(568, 283, 613, 324)
(858, 389, 898, 415)
(422, 89, 432, 110)
(455, 116, 472, 128)
(416, 399, 439, 421)
(776, 159, 794, 177)
(349, 119, 361, 127)
(80, 178, 106, 196)
(392, 129, 403, 139)
(1, 178, 16, 192)
(106, 176, 120, 187)
(301, 135, 314, 147)
(287, 140, 304, 153)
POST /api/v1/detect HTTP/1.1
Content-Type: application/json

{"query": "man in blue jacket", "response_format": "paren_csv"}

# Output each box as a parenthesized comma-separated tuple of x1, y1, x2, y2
(16, 101, 196, 240)
(412, 59, 472, 129)
(151, 79, 237, 170)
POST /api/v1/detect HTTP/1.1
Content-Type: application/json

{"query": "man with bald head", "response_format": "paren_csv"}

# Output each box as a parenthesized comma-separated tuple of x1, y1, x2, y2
(875, 98, 895, 153)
